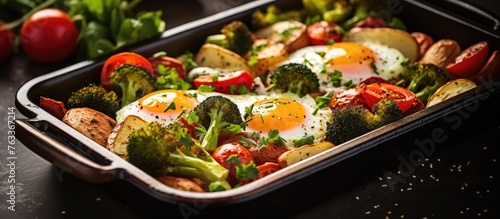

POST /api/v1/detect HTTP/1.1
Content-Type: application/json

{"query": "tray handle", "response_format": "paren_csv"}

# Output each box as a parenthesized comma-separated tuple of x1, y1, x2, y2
(15, 119, 122, 184)
(441, 0, 499, 31)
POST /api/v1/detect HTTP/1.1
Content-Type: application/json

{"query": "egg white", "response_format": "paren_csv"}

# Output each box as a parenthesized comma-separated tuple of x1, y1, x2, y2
(281, 41, 408, 93)
(193, 91, 332, 149)
(116, 90, 200, 126)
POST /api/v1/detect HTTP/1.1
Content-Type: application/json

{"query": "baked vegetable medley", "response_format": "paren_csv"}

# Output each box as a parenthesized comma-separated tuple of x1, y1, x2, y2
(39, 0, 500, 192)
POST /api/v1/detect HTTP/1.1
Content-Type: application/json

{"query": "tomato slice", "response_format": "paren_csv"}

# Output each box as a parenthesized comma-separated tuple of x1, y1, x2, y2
(361, 83, 416, 113)
(148, 55, 187, 79)
(100, 52, 154, 89)
(40, 96, 68, 120)
(328, 87, 367, 109)
(306, 21, 344, 45)
(193, 70, 254, 94)
(446, 41, 489, 77)
(256, 162, 281, 180)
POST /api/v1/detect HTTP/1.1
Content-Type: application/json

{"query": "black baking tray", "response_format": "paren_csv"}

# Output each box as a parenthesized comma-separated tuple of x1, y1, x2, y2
(14, 0, 500, 205)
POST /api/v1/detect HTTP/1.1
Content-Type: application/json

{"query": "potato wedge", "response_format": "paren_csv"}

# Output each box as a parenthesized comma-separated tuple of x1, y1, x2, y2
(419, 39, 461, 68)
(246, 39, 289, 77)
(278, 141, 335, 167)
(194, 43, 251, 72)
(343, 27, 419, 63)
(62, 107, 117, 147)
(254, 20, 308, 52)
(426, 79, 477, 107)
(106, 115, 148, 159)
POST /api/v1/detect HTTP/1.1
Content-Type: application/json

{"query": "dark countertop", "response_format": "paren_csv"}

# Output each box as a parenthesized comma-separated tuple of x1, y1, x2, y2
(1, 0, 499, 218)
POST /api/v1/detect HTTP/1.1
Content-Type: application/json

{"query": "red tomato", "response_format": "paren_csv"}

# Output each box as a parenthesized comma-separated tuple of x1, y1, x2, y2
(20, 8, 79, 64)
(148, 56, 187, 78)
(446, 41, 489, 77)
(212, 142, 254, 186)
(361, 83, 416, 113)
(0, 26, 15, 61)
(353, 17, 388, 28)
(256, 162, 281, 180)
(306, 21, 344, 45)
(100, 52, 154, 89)
(329, 88, 367, 109)
(193, 70, 253, 94)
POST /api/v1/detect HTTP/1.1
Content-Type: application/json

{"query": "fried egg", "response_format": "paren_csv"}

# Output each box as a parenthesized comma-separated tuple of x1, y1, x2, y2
(195, 91, 332, 149)
(116, 89, 200, 126)
(282, 41, 408, 93)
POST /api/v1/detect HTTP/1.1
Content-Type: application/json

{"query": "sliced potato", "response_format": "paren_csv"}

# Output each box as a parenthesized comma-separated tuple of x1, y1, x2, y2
(278, 141, 335, 167)
(63, 107, 117, 147)
(254, 20, 308, 52)
(194, 43, 251, 72)
(246, 39, 288, 77)
(343, 27, 419, 63)
(426, 79, 477, 107)
(106, 115, 148, 159)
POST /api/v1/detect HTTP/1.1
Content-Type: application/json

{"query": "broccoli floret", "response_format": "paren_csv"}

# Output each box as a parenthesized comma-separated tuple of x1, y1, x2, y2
(326, 98, 402, 145)
(205, 21, 253, 56)
(251, 5, 305, 30)
(110, 64, 155, 108)
(341, 0, 388, 29)
(127, 121, 231, 191)
(193, 95, 243, 129)
(400, 63, 450, 105)
(67, 84, 120, 118)
(267, 63, 320, 97)
(192, 96, 243, 152)
(302, 0, 353, 23)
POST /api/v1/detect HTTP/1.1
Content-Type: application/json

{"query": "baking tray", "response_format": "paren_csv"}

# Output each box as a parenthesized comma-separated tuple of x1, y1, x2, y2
(14, 0, 500, 205)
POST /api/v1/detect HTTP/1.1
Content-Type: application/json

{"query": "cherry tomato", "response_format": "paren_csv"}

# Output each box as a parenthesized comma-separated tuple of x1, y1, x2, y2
(148, 55, 187, 78)
(360, 83, 417, 113)
(0, 26, 15, 61)
(193, 70, 253, 94)
(354, 17, 388, 28)
(20, 8, 79, 64)
(469, 50, 500, 84)
(446, 41, 489, 77)
(256, 162, 281, 180)
(212, 142, 254, 186)
(306, 21, 344, 45)
(100, 52, 154, 89)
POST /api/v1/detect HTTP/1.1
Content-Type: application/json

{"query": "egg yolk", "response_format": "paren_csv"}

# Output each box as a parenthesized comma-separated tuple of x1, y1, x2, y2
(139, 90, 199, 117)
(325, 42, 376, 71)
(246, 97, 307, 133)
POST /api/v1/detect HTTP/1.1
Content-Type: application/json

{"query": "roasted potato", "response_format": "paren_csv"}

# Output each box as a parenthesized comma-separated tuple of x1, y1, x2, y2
(246, 39, 288, 77)
(411, 32, 434, 61)
(106, 115, 148, 159)
(156, 176, 205, 192)
(254, 20, 308, 52)
(426, 79, 477, 107)
(194, 43, 251, 72)
(419, 39, 461, 68)
(278, 141, 335, 167)
(343, 27, 420, 63)
(62, 107, 117, 147)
